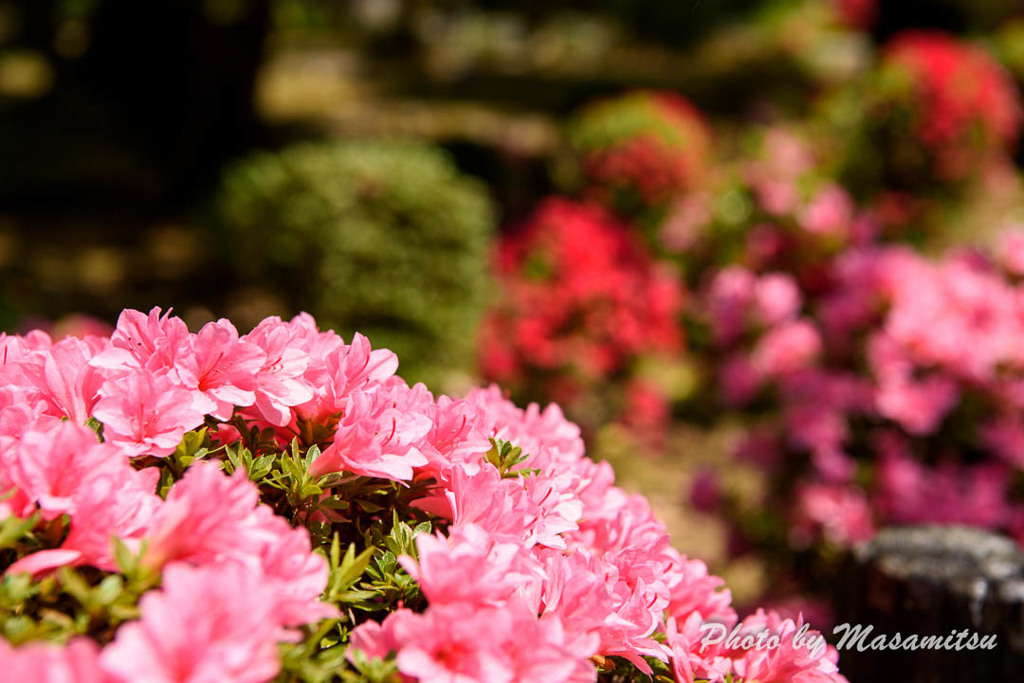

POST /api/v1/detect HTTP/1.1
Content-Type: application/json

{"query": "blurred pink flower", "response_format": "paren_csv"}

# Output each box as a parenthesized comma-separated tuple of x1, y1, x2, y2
(791, 482, 875, 548)
(754, 273, 802, 326)
(101, 563, 284, 683)
(0, 638, 106, 683)
(874, 374, 959, 435)
(799, 185, 853, 240)
(751, 320, 822, 378)
(5, 420, 121, 521)
(995, 227, 1024, 276)
(876, 440, 1009, 528)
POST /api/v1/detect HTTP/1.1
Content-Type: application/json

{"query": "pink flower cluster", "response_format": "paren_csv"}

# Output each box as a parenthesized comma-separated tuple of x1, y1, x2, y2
(875, 31, 1022, 183)
(481, 198, 684, 436)
(348, 384, 844, 682)
(0, 308, 844, 682)
(703, 233, 1024, 560)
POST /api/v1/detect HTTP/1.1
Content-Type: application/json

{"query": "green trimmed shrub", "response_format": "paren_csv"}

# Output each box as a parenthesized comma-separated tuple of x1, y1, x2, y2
(216, 138, 496, 388)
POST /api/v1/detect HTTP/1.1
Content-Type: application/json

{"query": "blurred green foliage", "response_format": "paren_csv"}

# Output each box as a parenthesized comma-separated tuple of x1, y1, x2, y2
(216, 139, 496, 388)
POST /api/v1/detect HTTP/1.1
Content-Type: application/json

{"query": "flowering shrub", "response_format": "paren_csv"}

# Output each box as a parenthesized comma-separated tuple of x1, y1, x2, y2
(657, 124, 880, 295)
(566, 91, 711, 225)
(698, 233, 1024, 600)
(839, 31, 1022, 193)
(0, 307, 846, 682)
(481, 198, 685, 441)
(832, 0, 876, 31)
(216, 139, 495, 389)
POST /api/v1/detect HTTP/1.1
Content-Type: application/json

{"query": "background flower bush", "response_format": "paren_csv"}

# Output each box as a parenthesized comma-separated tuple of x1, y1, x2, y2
(480, 198, 685, 441)
(215, 139, 496, 389)
(694, 235, 1024, 604)
(565, 91, 711, 230)
(832, 30, 1022, 200)
(0, 309, 847, 682)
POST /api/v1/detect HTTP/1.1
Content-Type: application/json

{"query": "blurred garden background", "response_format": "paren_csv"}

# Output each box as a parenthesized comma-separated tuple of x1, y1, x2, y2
(4, 0, 1024, 627)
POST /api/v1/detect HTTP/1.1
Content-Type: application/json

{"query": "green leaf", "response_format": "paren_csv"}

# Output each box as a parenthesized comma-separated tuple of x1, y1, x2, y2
(484, 438, 533, 477)
(354, 499, 384, 514)
(250, 454, 276, 480)
(56, 567, 91, 604)
(0, 513, 39, 549)
(94, 575, 125, 606)
(112, 537, 139, 575)
(304, 444, 322, 469)
(327, 543, 374, 599)
(336, 589, 379, 605)
(376, 551, 397, 576)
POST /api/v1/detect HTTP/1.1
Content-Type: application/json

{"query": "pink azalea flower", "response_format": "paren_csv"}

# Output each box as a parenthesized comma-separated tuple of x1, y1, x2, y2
(706, 266, 756, 346)
(296, 333, 400, 423)
(876, 443, 1009, 528)
(382, 600, 586, 683)
(981, 416, 1024, 468)
(5, 420, 123, 521)
(666, 612, 733, 683)
(400, 523, 534, 607)
(20, 336, 108, 425)
(309, 385, 430, 481)
(519, 471, 584, 550)
(751, 320, 822, 378)
(386, 604, 518, 683)
(8, 463, 161, 575)
(92, 369, 204, 457)
(719, 354, 762, 406)
(995, 227, 1024, 276)
(90, 307, 190, 375)
(243, 317, 315, 427)
(799, 184, 853, 239)
(874, 374, 959, 435)
(144, 462, 277, 566)
(255, 522, 337, 626)
(416, 465, 533, 542)
(0, 308, 861, 682)
(754, 273, 802, 327)
(100, 563, 284, 683)
(0, 638, 107, 683)
(664, 556, 736, 625)
(791, 482, 875, 548)
(731, 611, 846, 683)
(176, 319, 265, 420)
(416, 396, 491, 483)
(659, 192, 712, 253)
(530, 550, 618, 660)
(347, 616, 403, 664)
